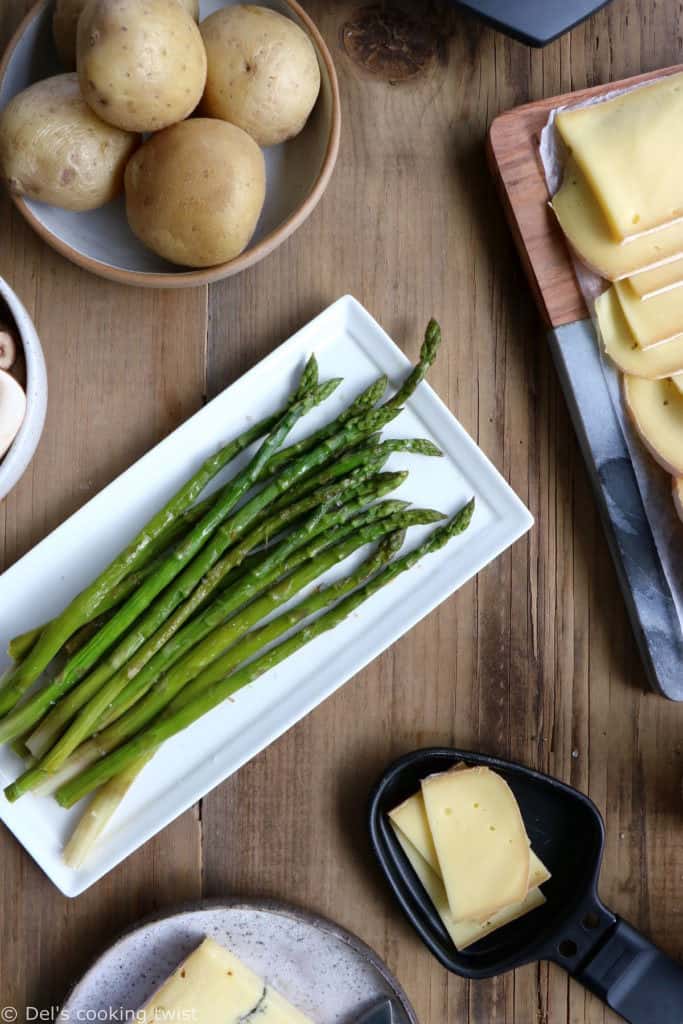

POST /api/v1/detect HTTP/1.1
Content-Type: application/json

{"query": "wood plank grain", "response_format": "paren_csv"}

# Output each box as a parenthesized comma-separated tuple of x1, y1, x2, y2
(0, 2, 207, 1013)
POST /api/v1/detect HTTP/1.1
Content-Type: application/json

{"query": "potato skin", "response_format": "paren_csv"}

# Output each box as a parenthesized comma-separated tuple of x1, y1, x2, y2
(200, 5, 321, 147)
(0, 74, 138, 211)
(125, 118, 266, 267)
(77, 0, 207, 132)
(53, 0, 199, 68)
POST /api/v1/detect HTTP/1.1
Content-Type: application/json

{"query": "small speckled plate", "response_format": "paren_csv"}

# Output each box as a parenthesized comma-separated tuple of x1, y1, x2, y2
(61, 899, 418, 1023)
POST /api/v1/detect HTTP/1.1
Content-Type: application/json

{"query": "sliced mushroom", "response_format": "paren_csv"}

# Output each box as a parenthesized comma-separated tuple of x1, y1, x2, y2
(0, 322, 17, 371)
(0, 369, 27, 458)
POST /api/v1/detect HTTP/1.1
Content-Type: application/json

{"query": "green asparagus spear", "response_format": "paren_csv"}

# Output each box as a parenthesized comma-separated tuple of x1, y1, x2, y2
(20, 501, 425, 800)
(0, 356, 320, 702)
(0, 379, 340, 726)
(384, 319, 441, 409)
(55, 500, 475, 809)
(6, 496, 218, 663)
(25, 464, 397, 761)
(261, 374, 388, 477)
(61, 529, 403, 867)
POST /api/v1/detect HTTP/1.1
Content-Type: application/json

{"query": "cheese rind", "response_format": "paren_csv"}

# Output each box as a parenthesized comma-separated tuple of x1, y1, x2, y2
(628, 258, 683, 299)
(550, 159, 683, 281)
(623, 375, 683, 476)
(672, 372, 683, 395)
(555, 73, 683, 240)
(140, 938, 313, 1024)
(595, 287, 683, 379)
(421, 767, 530, 922)
(392, 826, 546, 951)
(615, 279, 683, 348)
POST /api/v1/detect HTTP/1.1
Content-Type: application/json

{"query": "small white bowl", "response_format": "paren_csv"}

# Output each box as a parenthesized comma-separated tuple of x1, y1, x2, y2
(0, 0, 341, 288)
(0, 276, 47, 500)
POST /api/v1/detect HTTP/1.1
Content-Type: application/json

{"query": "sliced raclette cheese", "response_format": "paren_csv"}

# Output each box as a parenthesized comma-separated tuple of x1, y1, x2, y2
(623, 375, 683, 476)
(550, 159, 683, 281)
(673, 477, 683, 522)
(628, 257, 683, 299)
(392, 826, 546, 951)
(595, 287, 683, 379)
(140, 938, 314, 1024)
(555, 73, 683, 240)
(421, 767, 531, 922)
(615, 279, 683, 348)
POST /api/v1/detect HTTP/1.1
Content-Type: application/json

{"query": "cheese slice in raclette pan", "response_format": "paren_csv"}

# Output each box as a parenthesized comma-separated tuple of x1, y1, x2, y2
(391, 824, 547, 951)
(551, 158, 683, 281)
(628, 257, 683, 299)
(421, 767, 531, 922)
(555, 73, 683, 240)
(595, 287, 683, 379)
(388, 783, 550, 888)
(614, 279, 683, 348)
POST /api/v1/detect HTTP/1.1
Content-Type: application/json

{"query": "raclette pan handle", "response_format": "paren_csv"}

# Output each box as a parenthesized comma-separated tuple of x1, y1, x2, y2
(575, 914, 683, 1024)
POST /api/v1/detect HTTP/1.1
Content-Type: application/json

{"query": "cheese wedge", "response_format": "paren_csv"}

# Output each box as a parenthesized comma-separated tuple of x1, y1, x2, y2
(550, 159, 683, 281)
(389, 785, 550, 888)
(615, 279, 683, 348)
(673, 477, 683, 522)
(421, 767, 530, 922)
(628, 257, 683, 299)
(555, 74, 683, 240)
(392, 826, 546, 951)
(673, 373, 683, 395)
(140, 938, 314, 1024)
(623, 375, 683, 476)
(595, 287, 683, 379)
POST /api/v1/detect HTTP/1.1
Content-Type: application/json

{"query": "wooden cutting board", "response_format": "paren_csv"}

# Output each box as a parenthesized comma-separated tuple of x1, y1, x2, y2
(486, 65, 683, 329)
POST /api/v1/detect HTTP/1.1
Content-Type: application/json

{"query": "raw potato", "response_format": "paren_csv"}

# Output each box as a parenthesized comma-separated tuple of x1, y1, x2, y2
(623, 375, 683, 476)
(200, 5, 321, 147)
(125, 118, 266, 267)
(0, 74, 138, 211)
(53, 0, 199, 69)
(0, 369, 26, 458)
(77, 0, 207, 132)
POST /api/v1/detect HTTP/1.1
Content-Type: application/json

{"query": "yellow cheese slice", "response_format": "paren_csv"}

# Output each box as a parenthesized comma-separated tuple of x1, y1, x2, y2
(628, 257, 683, 299)
(673, 372, 683, 395)
(623, 375, 683, 476)
(421, 767, 530, 922)
(615, 279, 683, 348)
(140, 938, 314, 1024)
(555, 74, 683, 240)
(388, 785, 550, 887)
(550, 159, 683, 281)
(388, 788, 439, 870)
(392, 825, 546, 951)
(595, 287, 683, 379)
(673, 477, 683, 522)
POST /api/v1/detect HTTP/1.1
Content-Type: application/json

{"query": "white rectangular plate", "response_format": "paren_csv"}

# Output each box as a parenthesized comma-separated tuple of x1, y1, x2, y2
(0, 296, 532, 896)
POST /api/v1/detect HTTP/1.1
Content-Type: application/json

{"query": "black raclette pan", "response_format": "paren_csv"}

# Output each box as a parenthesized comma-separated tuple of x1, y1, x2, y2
(369, 748, 683, 1024)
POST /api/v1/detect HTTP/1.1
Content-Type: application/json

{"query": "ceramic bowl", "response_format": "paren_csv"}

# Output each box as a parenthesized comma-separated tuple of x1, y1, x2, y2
(0, 0, 340, 288)
(0, 276, 48, 500)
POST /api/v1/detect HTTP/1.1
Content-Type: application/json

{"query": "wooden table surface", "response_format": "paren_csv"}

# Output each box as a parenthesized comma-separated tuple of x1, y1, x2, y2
(1, 2, 683, 1022)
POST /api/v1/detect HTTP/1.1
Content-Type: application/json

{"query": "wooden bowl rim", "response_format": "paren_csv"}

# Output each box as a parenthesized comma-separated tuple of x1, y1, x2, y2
(0, 0, 342, 289)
